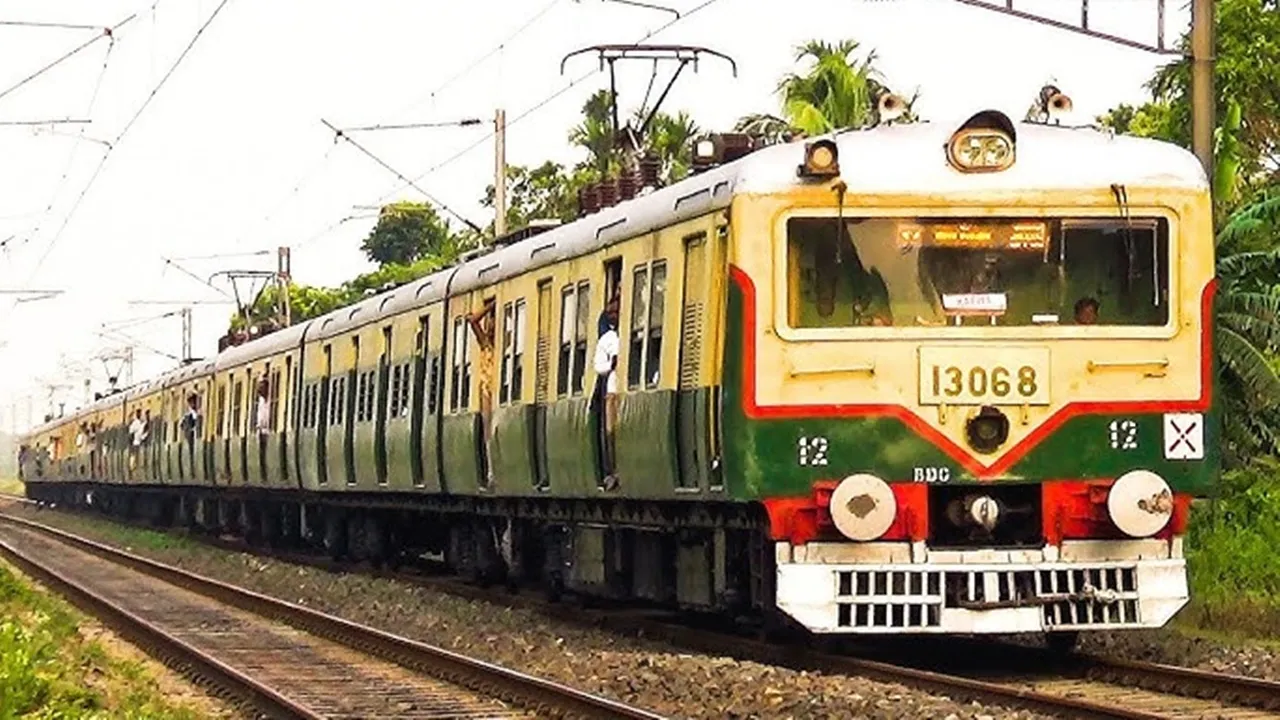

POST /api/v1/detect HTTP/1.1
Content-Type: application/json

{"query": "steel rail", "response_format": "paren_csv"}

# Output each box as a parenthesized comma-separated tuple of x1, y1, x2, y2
(0, 537, 319, 720)
(0, 509, 666, 720)
(6, 498, 1278, 719)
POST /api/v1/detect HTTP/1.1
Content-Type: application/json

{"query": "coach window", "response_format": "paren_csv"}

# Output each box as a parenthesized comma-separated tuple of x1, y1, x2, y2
(232, 379, 244, 437)
(500, 299, 527, 404)
(629, 260, 666, 389)
(399, 360, 411, 416)
(450, 316, 471, 412)
(390, 364, 403, 417)
(269, 368, 281, 432)
(557, 285, 575, 396)
(573, 282, 589, 394)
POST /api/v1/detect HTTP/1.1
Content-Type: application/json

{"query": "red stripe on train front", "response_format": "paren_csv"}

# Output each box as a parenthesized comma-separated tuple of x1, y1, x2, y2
(729, 265, 1216, 480)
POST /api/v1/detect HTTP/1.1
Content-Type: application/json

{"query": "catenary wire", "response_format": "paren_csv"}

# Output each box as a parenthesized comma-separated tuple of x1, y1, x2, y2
(0, 20, 108, 31)
(20, 0, 235, 289)
(324, 120, 483, 233)
(367, 0, 725, 208)
(384, 0, 564, 121)
(0, 16, 135, 105)
(27, 38, 119, 245)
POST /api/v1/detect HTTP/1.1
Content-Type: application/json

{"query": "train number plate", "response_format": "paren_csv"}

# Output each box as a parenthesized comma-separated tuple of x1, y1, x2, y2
(918, 346, 1050, 406)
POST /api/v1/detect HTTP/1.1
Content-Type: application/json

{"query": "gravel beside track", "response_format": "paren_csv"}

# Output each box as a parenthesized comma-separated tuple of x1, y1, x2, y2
(9, 499, 1280, 720)
(0, 500, 1052, 720)
(0, 521, 543, 720)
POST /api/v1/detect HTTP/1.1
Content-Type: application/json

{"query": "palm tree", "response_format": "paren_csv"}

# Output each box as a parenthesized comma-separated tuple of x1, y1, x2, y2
(639, 109, 699, 183)
(1214, 192, 1280, 464)
(734, 39, 918, 141)
(732, 113, 795, 143)
(777, 39, 884, 135)
(568, 89, 618, 177)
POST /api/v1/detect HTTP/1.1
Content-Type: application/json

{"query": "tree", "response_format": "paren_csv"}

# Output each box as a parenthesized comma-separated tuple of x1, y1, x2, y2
(777, 39, 886, 134)
(481, 161, 593, 231)
(735, 39, 918, 140)
(1096, 0, 1280, 458)
(1214, 193, 1280, 463)
(1096, 0, 1280, 199)
(567, 89, 701, 184)
(641, 108, 699, 184)
(568, 90, 619, 177)
(360, 201, 458, 266)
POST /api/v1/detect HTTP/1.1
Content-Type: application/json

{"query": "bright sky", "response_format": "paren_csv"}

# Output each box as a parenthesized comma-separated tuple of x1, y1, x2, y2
(0, 0, 1187, 430)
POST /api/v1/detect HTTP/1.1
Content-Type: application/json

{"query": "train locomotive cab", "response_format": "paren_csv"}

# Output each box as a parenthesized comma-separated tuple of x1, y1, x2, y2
(725, 108, 1216, 637)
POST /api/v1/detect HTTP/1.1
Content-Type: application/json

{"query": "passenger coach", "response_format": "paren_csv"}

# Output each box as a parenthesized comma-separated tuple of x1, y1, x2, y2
(21, 103, 1217, 645)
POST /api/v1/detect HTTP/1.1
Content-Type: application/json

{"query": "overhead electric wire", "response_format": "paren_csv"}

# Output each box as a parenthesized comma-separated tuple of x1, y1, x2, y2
(386, 0, 564, 120)
(227, 143, 339, 249)
(0, 19, 108, 31)
(0, 15, 135, 105)
(367, 0, 725, 208)
(160, 257, 237, 300)
(27, 37, 119, 246)
(110, 0, 232, 156)
(323, 119, 483, 233)
(21, 0, 235, 289)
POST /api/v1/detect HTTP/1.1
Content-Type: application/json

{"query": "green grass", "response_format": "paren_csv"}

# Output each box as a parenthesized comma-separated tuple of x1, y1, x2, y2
(47, 514, 197, 553)
(0, 476, 25, 497)
(1181, 458, 1280, 640)
(0, 559, 206, 720)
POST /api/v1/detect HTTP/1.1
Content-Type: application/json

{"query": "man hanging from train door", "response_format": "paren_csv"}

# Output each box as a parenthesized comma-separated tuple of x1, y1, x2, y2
(255, 377, 271, 474)
(182, 393, 201, 479)
(593, 291, 621, 491)
(128, 409, 146, 475)
(467, 297, 498, 488)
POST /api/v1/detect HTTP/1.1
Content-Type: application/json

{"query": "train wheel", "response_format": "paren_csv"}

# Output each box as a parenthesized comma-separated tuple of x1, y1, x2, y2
(279, 505, 300, 549)
(323, 511, 347, 561)
(346, 514, 367, 563)
(363, 514, 387, 568)
(260, 504, 281, 548)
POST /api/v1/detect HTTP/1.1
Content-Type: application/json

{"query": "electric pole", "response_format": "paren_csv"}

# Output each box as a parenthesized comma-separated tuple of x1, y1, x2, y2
(181, 307, 193, 362)
(277, 246, 292, 327)
(1190, 0, 1215, 178)
(494, 108, 508, 237)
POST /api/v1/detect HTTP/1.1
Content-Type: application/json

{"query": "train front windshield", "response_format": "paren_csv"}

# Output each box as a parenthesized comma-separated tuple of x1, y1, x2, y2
(786, 216, 1170, 329)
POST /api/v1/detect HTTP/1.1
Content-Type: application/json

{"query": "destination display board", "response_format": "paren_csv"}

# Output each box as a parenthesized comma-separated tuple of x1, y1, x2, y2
(896, 221, 1048, 250)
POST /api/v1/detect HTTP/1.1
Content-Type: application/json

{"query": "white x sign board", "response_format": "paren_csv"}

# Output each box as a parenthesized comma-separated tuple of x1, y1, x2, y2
(1163, 413, 1204, 460)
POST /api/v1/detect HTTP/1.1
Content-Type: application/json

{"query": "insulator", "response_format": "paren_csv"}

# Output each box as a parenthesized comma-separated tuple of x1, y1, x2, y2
(638, 155, 661, 189)
(598, 178, 619, 207)
(617, 172, 637, 201)
(577, 183, 601, 216)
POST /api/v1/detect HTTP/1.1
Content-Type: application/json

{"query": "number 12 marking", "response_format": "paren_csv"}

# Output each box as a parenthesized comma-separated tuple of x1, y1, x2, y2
(798, 436, 828, 466)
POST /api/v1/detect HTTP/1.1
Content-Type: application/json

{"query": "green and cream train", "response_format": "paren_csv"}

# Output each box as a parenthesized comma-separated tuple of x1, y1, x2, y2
(20, 106, 1217, 641)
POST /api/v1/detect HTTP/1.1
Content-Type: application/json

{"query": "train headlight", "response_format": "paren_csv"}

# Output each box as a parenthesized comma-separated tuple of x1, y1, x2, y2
(798, 139, 840, 178)
(829, 473, 896, 541)
(1108, 470, 1174, 537)
(947, 129, 1014, 173)
(965, 405, 1010, 454)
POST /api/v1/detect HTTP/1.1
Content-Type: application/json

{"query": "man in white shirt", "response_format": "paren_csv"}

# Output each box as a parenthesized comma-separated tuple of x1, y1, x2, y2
(255, 378, 271, 436)
(128, 409, 146, 472)
(593, 294, 621, 488)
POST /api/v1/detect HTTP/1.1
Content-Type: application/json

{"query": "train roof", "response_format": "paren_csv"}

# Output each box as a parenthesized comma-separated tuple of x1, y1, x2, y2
(22, 111, 1207, 440)
(732, 116, 1209, 196)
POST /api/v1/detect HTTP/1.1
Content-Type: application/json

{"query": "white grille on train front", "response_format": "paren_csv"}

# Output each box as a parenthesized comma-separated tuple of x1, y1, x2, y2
(833, 565, 1143, 630)
(835, 569, 944, 629)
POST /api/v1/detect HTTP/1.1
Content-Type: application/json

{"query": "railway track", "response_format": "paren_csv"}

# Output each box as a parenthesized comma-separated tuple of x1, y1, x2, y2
(5, 498, 1280, 720)
(0, 508, 667, 720)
